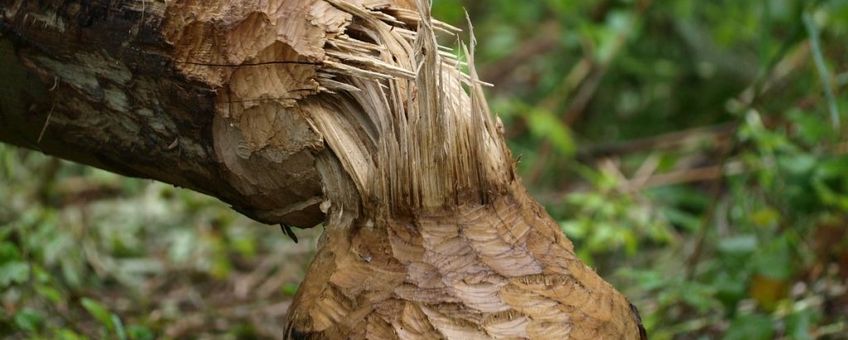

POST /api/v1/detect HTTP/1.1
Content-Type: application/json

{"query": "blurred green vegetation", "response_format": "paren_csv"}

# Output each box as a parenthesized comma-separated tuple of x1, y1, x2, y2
(0, 148, 319, 338)
(2, 0, 848, 338)
(435, 0, 848, 338)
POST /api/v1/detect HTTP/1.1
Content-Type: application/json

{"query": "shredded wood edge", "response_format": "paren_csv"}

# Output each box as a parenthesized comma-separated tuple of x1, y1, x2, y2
(313, 0, 513, 217)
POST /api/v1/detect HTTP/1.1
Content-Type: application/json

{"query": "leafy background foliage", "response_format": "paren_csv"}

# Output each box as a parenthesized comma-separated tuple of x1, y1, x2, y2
(2, 0, 847, 338)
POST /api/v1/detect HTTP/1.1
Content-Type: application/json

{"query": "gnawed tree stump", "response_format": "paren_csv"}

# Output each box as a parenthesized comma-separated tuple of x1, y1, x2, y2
(0, 0, 646, 338)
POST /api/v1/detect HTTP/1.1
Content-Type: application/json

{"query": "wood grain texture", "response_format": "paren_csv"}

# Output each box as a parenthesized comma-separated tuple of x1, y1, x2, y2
(0, 0, 329, 226)
(286, 183, 643, 339)
(278, 0, 645, 338)
(0, 0, 646, 338)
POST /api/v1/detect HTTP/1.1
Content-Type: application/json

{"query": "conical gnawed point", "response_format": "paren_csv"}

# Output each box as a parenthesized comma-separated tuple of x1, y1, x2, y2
(268, 0, 646, 338)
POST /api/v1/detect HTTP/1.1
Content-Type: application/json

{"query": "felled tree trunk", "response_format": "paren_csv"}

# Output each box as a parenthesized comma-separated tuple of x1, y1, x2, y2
(0, 0, 645, 338)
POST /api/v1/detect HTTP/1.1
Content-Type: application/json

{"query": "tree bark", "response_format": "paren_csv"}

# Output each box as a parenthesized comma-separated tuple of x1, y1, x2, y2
(0, 0, 645, 339)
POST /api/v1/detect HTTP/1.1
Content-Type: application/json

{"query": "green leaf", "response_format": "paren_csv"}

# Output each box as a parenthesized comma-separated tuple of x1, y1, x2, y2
(749, 207, 780, 228)
(35, 284, 64, 304)
(127, 325, 155, 340)
(431, 0, 465, 24)
(81, 298, 114, 331)
(679, 282, 719, 312)
(712, 272, 748, 304)
(14, 308, 43, 333)
(661, 207, 701, 231)
(54, 329, 86, 340)
(0, 262, 30, 287)
(60, 257, 83, 288)
(718, 235, 758, 254)
(0, 241, 21, 262)
(282, 282, 300, 297)
(788, 109, 833, 146)
(112, 314, 127, 340)
(753, 236, 794, 280)
(723, 314, 774, 340)
(230, 236, 257, 258)
(785, 309, 817, 340)
(560, 220, 586, 239)
(526, 108, 576, 157)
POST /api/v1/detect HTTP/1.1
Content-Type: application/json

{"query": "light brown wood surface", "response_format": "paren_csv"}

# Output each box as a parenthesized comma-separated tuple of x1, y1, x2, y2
(0, 0, 646, 338)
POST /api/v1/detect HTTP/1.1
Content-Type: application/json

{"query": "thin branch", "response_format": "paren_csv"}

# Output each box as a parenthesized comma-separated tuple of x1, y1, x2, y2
(803, 12, 841, 130)
(526, 0, 654, 185)
(684, 141, 733, 280)
(37, 104, 55, 144)
(479, 22, 560, 85)
(578, 123, 737, 160)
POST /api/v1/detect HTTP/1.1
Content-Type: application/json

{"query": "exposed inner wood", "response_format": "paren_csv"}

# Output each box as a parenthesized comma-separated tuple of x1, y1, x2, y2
(287, 179, 642, 339)
(227, 0, 637, 337)
(0, 0, 644, 338)
(1, 0, 328, 226)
